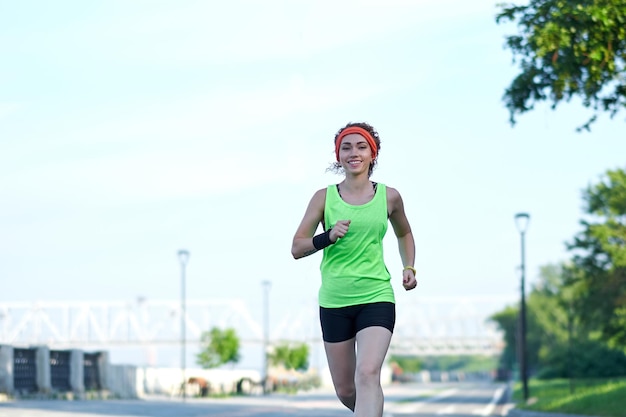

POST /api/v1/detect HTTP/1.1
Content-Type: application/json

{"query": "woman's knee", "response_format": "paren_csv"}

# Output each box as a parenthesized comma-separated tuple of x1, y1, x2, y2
(355, 364, 381, 386)
(334, 382, 356, 400)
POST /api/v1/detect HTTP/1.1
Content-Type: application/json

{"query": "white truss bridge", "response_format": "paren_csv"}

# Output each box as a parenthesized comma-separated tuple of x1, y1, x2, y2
(0, 295, 515, 357)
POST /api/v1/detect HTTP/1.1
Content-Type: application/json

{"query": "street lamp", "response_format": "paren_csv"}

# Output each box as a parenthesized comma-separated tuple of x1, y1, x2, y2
(514, 213, 530, 401)
(178, 249, 190, 401)
(261, 280, 271, 394)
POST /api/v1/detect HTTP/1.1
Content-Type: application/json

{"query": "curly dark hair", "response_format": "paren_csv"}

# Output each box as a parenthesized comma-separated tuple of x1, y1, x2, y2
(328, 121, 381, 177)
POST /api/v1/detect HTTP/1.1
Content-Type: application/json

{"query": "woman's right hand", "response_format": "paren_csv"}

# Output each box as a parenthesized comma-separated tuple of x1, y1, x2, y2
(330, 220, 351, 242)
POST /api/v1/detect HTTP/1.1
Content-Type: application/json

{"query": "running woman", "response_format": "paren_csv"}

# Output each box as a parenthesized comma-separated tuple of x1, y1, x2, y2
(291, 122, 417, 417)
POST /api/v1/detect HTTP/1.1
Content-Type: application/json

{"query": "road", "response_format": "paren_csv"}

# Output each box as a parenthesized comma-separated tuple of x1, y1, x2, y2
(0, 382, 510, 417)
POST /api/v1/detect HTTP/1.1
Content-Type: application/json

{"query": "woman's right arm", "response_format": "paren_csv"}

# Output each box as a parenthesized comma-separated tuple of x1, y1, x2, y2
(291, 189, 326, 259)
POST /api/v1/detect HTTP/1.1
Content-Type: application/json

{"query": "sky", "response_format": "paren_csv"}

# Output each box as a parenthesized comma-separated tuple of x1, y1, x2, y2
(1, 1, 625, 369)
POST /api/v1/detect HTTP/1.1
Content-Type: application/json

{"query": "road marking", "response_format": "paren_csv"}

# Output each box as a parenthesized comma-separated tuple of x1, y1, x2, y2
(473, 403, 495, 416)
(472, 386, 504, 416)
(436, 404, 456, 414)
(501, 403, 516, 416)
(384, 388, 458, 415)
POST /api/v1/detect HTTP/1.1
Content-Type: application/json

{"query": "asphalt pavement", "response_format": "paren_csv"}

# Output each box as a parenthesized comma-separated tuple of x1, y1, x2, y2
(0, 382, 595, 417)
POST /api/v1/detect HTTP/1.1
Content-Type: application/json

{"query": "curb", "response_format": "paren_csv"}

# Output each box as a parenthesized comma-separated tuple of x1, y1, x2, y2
(497, 382, 516, 416)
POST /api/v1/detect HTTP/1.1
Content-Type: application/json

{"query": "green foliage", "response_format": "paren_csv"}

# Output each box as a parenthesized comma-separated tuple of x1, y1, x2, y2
(528, 264, 572, 371)
(496, 0, 626, 131)
(490, 304, 521, 372)
(196, 327, 241, 369)
(584, 169, 626, 266)
(490, 260, 626, 378)
(421, 356, 499, 372)
(389, 356, 423, 373)
(269, 342, 309, 371)
(568, 168, 626, 349)
(390, 355, 498, 373)
(538, 340, 626, 379)
(490, 167, 626, 378)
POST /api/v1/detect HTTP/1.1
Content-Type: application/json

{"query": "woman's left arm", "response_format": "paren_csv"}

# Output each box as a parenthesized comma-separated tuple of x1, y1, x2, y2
(388, 187, 417, 291)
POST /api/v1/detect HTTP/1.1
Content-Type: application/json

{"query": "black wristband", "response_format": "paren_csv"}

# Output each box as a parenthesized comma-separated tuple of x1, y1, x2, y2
(312, 229, 333, 250)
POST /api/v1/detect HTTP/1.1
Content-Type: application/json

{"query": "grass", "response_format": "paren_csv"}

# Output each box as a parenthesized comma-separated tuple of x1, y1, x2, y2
(512, 378, 626, 417)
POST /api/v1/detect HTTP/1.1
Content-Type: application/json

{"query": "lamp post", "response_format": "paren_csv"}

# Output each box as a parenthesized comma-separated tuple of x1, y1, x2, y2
(514, 213, 530, 401)
(178, 249, 190, 401)
(261, 280, 271, 394)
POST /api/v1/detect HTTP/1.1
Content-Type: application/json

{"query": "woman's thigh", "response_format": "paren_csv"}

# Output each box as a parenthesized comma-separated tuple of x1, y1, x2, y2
(355, 326, 393, 375)
(324, 338, 356, 388)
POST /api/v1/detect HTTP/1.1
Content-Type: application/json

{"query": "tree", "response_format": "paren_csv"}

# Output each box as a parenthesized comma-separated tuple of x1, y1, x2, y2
(196, 327, 241, 369)
(528, 265, 568, 361)
(490, 305, 520, 373)
(268, 342, 309, 371)
(388, 356, 423, 374)
(490, 261, 626, 378)
(496, 0, 626, 131)
(567, 168, 626, 349)
(490, 169, 626, 376)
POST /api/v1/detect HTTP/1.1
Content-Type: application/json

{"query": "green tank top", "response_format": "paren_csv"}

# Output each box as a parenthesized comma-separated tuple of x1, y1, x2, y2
(319, 183, 395, 308)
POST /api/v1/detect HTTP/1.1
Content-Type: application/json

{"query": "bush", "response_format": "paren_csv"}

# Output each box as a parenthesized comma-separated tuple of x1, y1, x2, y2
(537, 341, 626, 379)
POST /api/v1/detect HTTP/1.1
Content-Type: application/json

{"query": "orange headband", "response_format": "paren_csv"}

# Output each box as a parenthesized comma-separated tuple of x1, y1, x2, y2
(335, 126, 378, 162)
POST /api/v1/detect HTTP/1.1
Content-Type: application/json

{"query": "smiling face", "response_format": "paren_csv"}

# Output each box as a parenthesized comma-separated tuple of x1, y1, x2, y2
(338, 133, 374, 175)
(330, 122, 381, 177)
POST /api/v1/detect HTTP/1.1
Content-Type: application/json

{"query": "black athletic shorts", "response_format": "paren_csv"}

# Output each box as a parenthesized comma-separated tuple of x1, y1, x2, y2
(319, 301, 396, 343)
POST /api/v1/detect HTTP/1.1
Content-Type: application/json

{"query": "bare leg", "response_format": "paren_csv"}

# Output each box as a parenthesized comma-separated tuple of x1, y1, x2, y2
(354, 326, 392, 417)
(324, 338, 356, 411)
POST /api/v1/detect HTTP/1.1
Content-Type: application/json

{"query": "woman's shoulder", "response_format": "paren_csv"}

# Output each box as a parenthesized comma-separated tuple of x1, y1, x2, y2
(383, 184, 403, 205)
(315, 184, 336, 195)
(314, 184, 339, 195)
(380, 183, 400, 196)
(309, 187, 329, 206)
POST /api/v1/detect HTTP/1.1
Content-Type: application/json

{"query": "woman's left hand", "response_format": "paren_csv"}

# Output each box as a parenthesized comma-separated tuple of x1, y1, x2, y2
(402, 270, 417, 291)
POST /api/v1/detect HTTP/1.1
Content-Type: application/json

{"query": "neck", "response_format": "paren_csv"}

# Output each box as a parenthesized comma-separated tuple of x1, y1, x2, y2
(341, 174, 372, 191)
